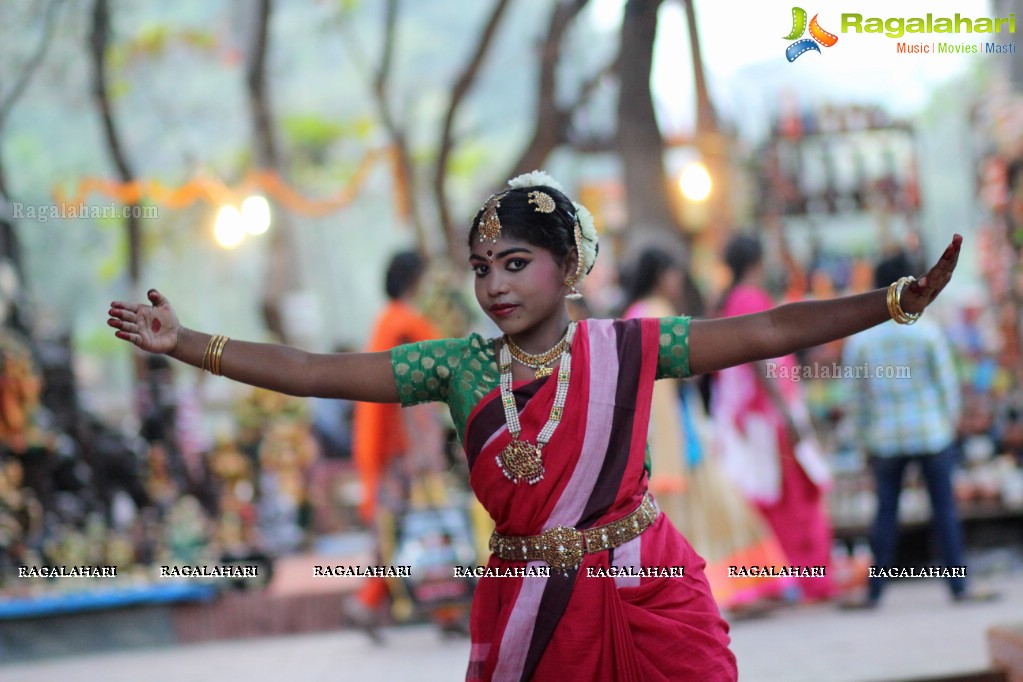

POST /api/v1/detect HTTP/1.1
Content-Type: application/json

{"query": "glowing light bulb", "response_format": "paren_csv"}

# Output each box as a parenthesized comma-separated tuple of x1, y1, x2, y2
(214, 205, 245, 248)
(679, 163, 712, 202)
(241, 195, 271, 235)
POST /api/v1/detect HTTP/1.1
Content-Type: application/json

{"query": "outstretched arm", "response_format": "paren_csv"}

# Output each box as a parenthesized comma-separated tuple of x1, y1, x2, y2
(108, 289, 399, 403)
(688, 234, 962, 376)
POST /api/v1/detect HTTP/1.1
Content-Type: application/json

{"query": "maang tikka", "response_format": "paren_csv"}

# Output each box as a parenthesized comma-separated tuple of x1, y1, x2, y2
(478, 191, 508, 243)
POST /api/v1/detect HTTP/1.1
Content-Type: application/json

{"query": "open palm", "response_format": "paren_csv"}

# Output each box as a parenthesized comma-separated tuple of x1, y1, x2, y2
(900, 234, 962, 314)
(107, 289, 181, 354)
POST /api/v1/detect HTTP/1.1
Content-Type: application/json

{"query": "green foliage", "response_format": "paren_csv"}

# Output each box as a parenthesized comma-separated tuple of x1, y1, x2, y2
(336, 0, 362, 16)
(95, 221, 128, 283)
(76, 325, 124, 356)
(109, 25, 218, 67)
(282, 113, 377, 168)
(448, 140, 489, 178)
(281, 114, 346, 149)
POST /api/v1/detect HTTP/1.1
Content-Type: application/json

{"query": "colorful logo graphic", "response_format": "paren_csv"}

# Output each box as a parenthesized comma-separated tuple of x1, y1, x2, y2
(784, 7, 838, 62)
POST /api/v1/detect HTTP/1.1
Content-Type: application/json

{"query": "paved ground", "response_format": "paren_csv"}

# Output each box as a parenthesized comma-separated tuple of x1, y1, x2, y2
(3, 568, 1019, 681)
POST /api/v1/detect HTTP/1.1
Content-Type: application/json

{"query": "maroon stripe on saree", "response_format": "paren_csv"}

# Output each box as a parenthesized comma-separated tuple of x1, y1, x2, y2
(578, 318, 647, 528)
(518, 571, 579, 682)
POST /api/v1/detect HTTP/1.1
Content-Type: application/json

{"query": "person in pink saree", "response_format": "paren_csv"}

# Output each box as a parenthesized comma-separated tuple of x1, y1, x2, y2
(109, 169, 962, 681)
(713, 235, 836, 602)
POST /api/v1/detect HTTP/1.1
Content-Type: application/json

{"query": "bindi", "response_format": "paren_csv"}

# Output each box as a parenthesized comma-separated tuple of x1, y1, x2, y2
(486, 250, 494, 263)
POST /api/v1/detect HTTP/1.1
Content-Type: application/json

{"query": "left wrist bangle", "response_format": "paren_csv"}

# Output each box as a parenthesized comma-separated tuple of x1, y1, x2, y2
(886, 276, 922, 325)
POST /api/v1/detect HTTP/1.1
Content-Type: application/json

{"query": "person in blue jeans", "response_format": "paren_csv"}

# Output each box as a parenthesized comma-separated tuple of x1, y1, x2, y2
(842, 251, 994, 607)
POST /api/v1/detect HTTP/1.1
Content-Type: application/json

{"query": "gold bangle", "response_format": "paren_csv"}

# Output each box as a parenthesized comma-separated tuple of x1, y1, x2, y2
(211, 335, 229, 376)
(201, 335, 218, 373)
(888, 276, 922, 325)
(886, 281, 897, 320)
(201, 335, 230, 375)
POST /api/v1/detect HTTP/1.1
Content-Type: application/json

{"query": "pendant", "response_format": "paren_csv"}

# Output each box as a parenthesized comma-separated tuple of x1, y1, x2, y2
(497, 439, 545, 485)
(534, 366, 553, 379)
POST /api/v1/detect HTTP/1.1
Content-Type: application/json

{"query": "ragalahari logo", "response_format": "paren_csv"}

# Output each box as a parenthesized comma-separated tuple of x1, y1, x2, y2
(784, 7, 839, 61)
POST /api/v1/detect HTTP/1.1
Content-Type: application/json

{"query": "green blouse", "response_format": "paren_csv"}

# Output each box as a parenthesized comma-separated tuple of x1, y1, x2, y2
(390, 317, 691, 447)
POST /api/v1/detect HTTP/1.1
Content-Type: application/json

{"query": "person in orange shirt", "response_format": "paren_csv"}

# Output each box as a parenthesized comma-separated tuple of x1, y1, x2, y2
(348, 250, 445, 636)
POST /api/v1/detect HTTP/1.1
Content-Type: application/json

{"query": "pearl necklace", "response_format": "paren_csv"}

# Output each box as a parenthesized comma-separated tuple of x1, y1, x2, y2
(496, 322, 577, 485)
(504, 329, 571, 379)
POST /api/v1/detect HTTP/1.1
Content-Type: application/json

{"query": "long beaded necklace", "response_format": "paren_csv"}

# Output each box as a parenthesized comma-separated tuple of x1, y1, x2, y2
(496, 322, 577, 485)
(505, 329, 570, 379)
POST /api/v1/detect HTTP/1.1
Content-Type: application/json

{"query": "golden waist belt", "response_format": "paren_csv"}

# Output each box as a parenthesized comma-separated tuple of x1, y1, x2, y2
(488, 494, 659, 573)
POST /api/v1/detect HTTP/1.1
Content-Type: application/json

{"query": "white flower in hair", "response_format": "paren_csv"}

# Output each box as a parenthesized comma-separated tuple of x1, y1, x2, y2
(573, 201, 599, 274)
(508, 170, 565, 193)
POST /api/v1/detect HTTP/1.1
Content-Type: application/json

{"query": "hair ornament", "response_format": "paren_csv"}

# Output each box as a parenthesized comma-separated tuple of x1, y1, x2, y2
(527, 190, 556, 214)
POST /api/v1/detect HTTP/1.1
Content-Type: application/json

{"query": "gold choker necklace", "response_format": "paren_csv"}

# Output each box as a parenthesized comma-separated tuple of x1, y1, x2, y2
(504, 328, 571, 379)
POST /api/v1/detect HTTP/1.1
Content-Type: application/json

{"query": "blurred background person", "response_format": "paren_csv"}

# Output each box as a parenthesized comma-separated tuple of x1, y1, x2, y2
(619, 248, 688, 522)
(841, 251, 994, 608)
(712, 234, 836, 603)
(620, 247, 793, 617)
(307, 344, 357, 535)
(345, 250, 448, 636)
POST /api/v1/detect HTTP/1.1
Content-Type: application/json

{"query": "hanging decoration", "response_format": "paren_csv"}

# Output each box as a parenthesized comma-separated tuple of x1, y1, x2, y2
(51, 147, 405, 219)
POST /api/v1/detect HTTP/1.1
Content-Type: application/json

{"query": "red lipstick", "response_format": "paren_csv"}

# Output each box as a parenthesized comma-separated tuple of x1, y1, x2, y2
(490, 304, 518, 318)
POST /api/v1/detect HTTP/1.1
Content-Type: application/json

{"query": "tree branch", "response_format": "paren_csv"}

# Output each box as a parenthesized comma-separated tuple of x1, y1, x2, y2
(433, 0, 512, 263)
(246, 0, 278, 168)
(504, 0, 593, 179)
(372, 0, 428, 252)
(0, 0, 65, 198)
(0, 0, 64, 129)
(89, 0, 141, 288)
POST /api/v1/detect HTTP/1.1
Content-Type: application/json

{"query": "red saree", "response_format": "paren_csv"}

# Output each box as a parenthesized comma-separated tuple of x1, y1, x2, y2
(462, 318, 736, 682)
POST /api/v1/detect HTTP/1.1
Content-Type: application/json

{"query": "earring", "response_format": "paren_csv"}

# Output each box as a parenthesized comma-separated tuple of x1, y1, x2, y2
(564, 277, 582, 300)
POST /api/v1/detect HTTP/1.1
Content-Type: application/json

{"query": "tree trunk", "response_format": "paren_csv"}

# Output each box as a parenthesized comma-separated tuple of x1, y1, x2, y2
(616, 0, 678, 235)
(683, 0, 729, 234)
(89, 0, 141, 292)
(246, 0, 299, 342)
